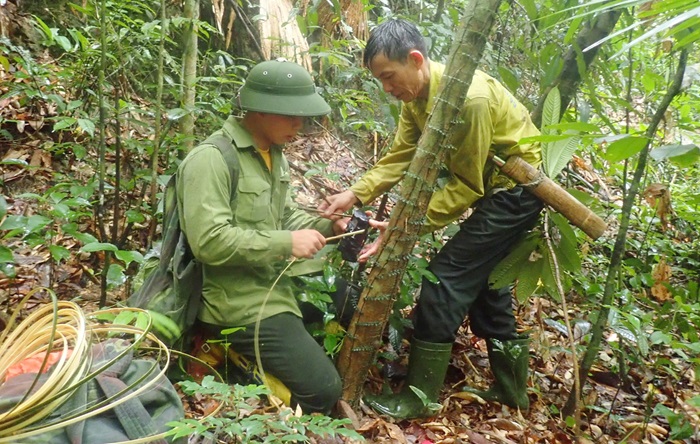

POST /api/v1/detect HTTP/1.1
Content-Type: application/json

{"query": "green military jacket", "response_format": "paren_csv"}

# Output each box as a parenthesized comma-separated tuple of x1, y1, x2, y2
(350, 63, 542, 232)
(176, 116, 335, 327)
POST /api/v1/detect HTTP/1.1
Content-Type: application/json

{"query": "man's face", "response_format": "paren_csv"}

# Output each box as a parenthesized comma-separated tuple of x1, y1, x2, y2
(262, 114, 304, 145)
(368, 52, 427, 103)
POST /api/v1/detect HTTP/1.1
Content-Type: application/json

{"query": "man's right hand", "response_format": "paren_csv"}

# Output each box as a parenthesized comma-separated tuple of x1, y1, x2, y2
(290, 229, 326, 259)
(320, 190, 359, 220)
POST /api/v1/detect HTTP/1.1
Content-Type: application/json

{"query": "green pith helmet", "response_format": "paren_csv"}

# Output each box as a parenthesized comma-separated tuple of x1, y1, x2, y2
(238, 59, 331, 117)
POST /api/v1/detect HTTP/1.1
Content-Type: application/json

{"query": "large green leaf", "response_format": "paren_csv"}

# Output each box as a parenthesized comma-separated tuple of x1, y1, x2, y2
(81, 242, 118, 253)
(514, 258, 543, 303)
(540, 248, 560, 301)
(114, 249, 145, 267)
(603, 136, 648, 163)
(541, 87, 561, 133)
(0, 246, 14, 264)
(550, 212, 582, 272)
(489, 233, 540, 289)
(545, 135, 580, 179)
(650, 144, 700, 166)
(497, 66, 520, 94)
(49, 245, 71, 263)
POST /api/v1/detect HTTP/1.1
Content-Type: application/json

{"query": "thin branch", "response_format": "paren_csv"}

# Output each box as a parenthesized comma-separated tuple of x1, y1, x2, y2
(563, 47, 689, 416)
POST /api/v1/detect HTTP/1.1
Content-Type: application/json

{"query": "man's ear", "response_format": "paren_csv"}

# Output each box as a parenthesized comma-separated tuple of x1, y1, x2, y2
(407, 50, 425, 68)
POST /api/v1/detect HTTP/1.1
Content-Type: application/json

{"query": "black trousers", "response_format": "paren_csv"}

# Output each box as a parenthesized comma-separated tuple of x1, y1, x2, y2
(414, 187, 543, 344)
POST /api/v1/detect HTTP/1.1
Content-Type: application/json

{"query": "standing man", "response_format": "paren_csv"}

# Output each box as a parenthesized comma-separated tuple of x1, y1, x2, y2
(321, 19, 543, 418)
(178, 59, 345, 414)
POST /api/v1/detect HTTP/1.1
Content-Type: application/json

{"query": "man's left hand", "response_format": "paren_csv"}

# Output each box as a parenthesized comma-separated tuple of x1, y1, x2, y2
(358, 219, 389, 263)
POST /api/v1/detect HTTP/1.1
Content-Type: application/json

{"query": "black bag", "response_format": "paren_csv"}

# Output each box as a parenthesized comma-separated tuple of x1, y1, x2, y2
(127, 133, 239, 347)
(0, 339, 185, 444)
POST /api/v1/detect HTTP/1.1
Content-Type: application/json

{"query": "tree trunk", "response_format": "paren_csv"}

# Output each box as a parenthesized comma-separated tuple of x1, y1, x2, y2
(562, 48, 688, 417)
(531, 10, 622, 128)
(225, 0, 312, 69)
(314, 0, 368, 46)
(180, 0, 198, 153)
(336, 0, 504, 407)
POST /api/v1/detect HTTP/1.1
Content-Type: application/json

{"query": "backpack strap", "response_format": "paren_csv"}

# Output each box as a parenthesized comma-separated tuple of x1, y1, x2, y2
(68, 340, 168, 444)
(160, 132, 238, 268)
(202, 132, 240, 200)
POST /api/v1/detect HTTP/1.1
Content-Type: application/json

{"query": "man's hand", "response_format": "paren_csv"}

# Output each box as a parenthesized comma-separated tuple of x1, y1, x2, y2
(358, 219, 389, 263)
(291, 229, 326, 259)
(320, 190, 359, 220)
(332, 217, 350, 236)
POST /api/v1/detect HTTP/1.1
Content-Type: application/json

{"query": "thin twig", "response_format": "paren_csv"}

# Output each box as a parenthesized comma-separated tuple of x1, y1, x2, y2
(301, 206, 348, 218)
(325, 230, 366, 242)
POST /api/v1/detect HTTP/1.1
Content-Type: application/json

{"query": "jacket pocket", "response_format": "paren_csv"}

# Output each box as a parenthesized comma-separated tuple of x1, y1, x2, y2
(236, 177, 271, 224)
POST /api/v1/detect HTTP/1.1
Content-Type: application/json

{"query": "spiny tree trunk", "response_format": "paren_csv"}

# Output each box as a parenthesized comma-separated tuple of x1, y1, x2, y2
(180, 0, 198, 153)
(531, 10, 622, 128)
(562, 48, 689, 417)
(336, 0, 504, 406)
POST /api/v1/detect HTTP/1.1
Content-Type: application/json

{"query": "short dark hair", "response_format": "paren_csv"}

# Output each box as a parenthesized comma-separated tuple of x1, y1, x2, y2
(363, 19, 428, 68)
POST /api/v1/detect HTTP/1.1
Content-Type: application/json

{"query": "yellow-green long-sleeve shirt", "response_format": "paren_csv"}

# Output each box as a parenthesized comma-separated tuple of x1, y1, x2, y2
(350, 63, 542, 232)
(176, 117, 334, 327)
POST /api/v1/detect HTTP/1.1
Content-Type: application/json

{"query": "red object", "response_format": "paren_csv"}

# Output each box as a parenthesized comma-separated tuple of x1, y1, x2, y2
(4, 350, 70, 382)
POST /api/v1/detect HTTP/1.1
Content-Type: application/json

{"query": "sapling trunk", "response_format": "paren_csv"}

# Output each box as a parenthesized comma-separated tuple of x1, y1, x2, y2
(148, 0, 167, 247)
(97, 0, 108, 307)
(181, 0, 199, 153)
(562, 49, 688, 417)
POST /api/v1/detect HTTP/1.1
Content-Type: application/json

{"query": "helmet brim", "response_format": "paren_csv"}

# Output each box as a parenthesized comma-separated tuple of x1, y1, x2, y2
(239, 88, 331, 117)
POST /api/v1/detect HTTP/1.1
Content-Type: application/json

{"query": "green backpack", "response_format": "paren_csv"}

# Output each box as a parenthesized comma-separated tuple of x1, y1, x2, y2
(127, 133, 239, 347)
(0, 339, 185, 444)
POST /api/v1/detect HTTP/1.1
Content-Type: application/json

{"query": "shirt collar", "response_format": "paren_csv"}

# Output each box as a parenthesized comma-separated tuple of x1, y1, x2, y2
(425, 61, 445, 112)
(221, 115, 284, 152)
(222, 116, 255, 149)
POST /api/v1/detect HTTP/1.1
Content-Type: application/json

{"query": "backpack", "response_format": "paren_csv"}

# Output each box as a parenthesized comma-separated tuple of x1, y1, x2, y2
(127, 133, 239, 348)
(0, 339, 185, 444)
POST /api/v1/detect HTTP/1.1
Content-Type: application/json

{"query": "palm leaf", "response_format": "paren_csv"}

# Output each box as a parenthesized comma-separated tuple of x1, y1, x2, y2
(489, 233, 540, 289)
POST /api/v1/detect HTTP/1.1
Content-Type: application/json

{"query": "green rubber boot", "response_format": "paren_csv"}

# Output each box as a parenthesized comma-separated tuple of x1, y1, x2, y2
(464, 337, 530, 410)
(364, 339, 452, 420)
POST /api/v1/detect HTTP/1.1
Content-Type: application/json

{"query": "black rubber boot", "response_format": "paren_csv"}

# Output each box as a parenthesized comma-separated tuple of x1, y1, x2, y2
(464, 337, 530, 410)
(364, 339, 452, 420)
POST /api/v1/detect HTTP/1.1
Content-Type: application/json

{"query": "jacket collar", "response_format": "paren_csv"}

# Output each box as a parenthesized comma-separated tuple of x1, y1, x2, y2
(222, 116, 254, 150)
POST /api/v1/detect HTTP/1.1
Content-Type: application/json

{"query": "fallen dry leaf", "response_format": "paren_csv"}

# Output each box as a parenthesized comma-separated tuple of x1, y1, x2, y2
(651, 257, 672, 302)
